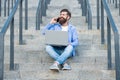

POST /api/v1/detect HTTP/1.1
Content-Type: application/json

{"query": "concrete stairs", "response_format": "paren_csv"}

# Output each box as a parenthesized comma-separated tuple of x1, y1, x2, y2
(1, 0, 116, 80)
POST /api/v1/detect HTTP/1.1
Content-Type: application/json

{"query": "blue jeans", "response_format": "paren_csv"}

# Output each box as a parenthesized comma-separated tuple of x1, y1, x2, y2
(46, 45, 73, 64)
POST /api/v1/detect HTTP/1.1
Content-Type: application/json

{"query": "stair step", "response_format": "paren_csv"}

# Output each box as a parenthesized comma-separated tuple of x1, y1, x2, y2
(46, 7, 82, 17)
(49, 0, 80, 7)
(4, 63, 108, 71)
(4, 63, 115, 80)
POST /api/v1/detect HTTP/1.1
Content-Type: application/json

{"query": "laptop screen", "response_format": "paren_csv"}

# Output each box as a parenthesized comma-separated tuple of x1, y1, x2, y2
(45, 30, 69, 46)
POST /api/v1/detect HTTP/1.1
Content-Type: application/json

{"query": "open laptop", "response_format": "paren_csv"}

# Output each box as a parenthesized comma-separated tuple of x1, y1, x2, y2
(45, 30, 69, 46)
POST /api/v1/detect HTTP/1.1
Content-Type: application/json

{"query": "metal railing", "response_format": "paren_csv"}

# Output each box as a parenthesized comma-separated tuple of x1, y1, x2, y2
(0, 0, 23, 79)
(1, 0, 28, 29)
(36, 0, 50, 30)
(98, 0, 120, 80)
(0, 0, 1, 16)
(85, 0, 92, 30)
(97, 0, 100, 29)
(107, 0, 120, 15)
(36, 0, 42, 30)
(107, 0, 118, 8)
(25, 0, 28, 30)
(4, 0, 16, 16)
(78, 0, 92, 30)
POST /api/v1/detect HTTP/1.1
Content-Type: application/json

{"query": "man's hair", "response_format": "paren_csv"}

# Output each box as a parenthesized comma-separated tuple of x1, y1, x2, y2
(60, 9, 71, 18)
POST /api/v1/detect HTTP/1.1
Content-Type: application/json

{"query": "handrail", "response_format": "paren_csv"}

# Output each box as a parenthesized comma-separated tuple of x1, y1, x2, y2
(102, 0, 118, 32)
(25, 0, 28, 30)
(100, 0, 120, 80)
(97, 0, 100, 29)
(85, 0, 92, 29)
(0, 0, 1, 16)
(107, 0, 120, 16)
(79, 0, 92, 29)
(4, 0, 7, 16)
(1, 0, 20, 34)
(36, 0, 42, 30)
(119, 0, 120, 15)
(36, 0, 50, 30)
(0, 0, 23, 79)
(107, 0, 118, 8)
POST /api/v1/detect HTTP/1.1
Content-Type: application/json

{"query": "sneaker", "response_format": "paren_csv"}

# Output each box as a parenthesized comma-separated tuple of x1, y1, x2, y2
(49, 62, 60, 71)
(62, 63, 71, 70)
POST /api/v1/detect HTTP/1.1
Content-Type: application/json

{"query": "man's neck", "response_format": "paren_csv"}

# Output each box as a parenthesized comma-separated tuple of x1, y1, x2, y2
(62, 22, 68, 26)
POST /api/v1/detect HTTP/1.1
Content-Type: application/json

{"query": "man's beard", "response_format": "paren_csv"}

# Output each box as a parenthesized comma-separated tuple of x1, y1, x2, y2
(57, 17, 67, 25)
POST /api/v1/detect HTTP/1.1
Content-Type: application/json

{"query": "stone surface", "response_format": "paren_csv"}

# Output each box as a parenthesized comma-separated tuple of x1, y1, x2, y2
(0, 0, 117, 80)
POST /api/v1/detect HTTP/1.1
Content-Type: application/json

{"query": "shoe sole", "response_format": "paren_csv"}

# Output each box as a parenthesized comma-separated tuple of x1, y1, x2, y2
(62, 68, 71, 70)
(50, 68, 59, 72)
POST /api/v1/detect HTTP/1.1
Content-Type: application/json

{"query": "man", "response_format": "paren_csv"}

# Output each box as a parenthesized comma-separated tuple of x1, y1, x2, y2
(42, 9, 79, 71)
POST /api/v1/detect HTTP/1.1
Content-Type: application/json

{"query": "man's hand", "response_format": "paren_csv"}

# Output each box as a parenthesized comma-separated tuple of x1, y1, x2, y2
(50, 17, 58, 24)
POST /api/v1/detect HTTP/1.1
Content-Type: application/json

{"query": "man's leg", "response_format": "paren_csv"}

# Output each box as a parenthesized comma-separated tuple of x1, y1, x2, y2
(46, 45, 62, 71)
(46, 45, 60, 60)
(56, 45, 73, 64)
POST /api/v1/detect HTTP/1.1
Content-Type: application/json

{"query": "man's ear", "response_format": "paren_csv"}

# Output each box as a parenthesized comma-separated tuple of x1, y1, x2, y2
(67, 16, 70, 20)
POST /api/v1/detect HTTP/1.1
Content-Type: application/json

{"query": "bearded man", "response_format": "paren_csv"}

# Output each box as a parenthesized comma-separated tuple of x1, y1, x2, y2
(42, 9, 79, 71)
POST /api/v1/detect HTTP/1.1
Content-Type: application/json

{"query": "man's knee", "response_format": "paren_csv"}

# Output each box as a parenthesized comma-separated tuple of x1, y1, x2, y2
(65, 45, 73, 51)
(45, 45, 52, 52)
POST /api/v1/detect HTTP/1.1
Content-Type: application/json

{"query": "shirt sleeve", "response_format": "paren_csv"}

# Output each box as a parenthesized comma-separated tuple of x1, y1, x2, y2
(41, 23, 55, 35)
(71, 28, 79, 47)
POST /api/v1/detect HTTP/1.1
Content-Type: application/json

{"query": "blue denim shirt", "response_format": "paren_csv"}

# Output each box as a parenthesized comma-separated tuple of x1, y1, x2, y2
(42, 23, 79, 56)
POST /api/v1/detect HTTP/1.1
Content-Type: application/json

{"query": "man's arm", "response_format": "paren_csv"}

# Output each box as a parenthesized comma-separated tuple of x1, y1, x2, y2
(42, 17, 58, 35)
(70, 28, 79, 47)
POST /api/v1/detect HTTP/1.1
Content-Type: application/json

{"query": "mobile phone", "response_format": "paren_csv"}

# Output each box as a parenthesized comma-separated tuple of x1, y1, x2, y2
(57, 17, 60, 22)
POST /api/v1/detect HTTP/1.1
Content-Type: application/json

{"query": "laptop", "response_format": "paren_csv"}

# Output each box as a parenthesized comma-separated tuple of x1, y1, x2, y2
(45, 30, 69, 46)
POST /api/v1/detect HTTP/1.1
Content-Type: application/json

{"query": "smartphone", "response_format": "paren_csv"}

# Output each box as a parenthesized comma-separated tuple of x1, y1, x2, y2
(56, 17, 60, 22)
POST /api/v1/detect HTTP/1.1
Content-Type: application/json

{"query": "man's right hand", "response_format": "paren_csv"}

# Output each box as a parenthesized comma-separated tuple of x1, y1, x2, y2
(50, 17, 58, 24)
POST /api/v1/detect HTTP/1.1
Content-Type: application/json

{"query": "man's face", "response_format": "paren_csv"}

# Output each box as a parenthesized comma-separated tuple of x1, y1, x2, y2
(57, 11, 70, 25)
(60, 12, 69, 20)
